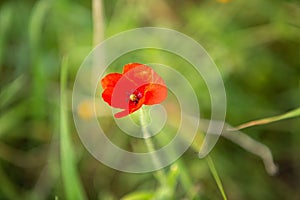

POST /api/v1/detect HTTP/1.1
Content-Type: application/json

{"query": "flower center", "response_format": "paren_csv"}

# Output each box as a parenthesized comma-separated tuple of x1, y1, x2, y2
(129, 94, 138, 102)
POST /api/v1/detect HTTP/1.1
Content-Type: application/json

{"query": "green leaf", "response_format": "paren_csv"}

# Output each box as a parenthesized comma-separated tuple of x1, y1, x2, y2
(188, 129, 227, 200)
(60, 57, 87, 200)
(0, 102, 27, 138)
(166, 164, 180, 188)
(28, 0, 51, 49)
(0, 75, 25, 109)
(0, 2, 13, 65)
(206, 156, 228, 200)
(176, 159, 202, 199)
(28, 0, 52, 119)
(121, 191, 154, 200)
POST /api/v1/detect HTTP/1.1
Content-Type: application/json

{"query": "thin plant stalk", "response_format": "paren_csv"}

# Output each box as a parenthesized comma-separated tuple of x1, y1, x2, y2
(206, 156, 228, 200)
(231, 107, 300, 130)
(139, 107, 168, 185)
(92, 0, 104, 46)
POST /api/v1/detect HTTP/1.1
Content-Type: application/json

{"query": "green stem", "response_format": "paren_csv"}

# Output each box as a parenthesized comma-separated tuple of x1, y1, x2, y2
(139, 107, 167, 185)
(232, 107, 300, 130)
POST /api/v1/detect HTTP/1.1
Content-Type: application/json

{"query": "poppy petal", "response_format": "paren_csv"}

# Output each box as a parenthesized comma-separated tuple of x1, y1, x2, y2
(114, 99, 144, 118)
(102, 87, 133, 110)
(122, 63, 143, 74)
(110, 75, 138, 108)
(123, 65, 160, 88)
(102, 86, 130, 109)
(144, 84, 168, 105)
(114, 110, 129, 118)
(101, 73, 122, 89)
(102, 87, 114, 106)
(128, 97, 145, 113)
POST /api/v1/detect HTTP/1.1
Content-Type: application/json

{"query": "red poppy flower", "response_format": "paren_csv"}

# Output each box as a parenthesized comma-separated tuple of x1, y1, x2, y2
(101, 63, 168, 118)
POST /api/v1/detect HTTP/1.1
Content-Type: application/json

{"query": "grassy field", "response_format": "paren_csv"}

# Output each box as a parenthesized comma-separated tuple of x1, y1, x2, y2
(0, 0, 300, 199)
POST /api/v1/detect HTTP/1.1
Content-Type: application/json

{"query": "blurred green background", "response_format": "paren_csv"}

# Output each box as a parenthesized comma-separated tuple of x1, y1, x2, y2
(0, 0, 300, 199)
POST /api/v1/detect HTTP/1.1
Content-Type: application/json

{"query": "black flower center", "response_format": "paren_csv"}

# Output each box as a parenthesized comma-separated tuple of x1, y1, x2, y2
(129, 91, 143, 104)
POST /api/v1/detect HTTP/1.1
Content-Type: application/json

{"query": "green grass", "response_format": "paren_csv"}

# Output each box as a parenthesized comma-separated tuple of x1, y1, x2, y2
(60, 57, 87, 200)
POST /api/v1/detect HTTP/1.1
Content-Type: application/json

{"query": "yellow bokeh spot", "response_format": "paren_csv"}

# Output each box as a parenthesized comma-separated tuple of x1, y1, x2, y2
(77, 100, 95, 120)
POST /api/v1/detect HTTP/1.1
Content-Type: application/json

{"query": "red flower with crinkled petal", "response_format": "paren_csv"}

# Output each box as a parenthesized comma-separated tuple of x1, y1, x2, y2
(101, 63, 167, 118)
